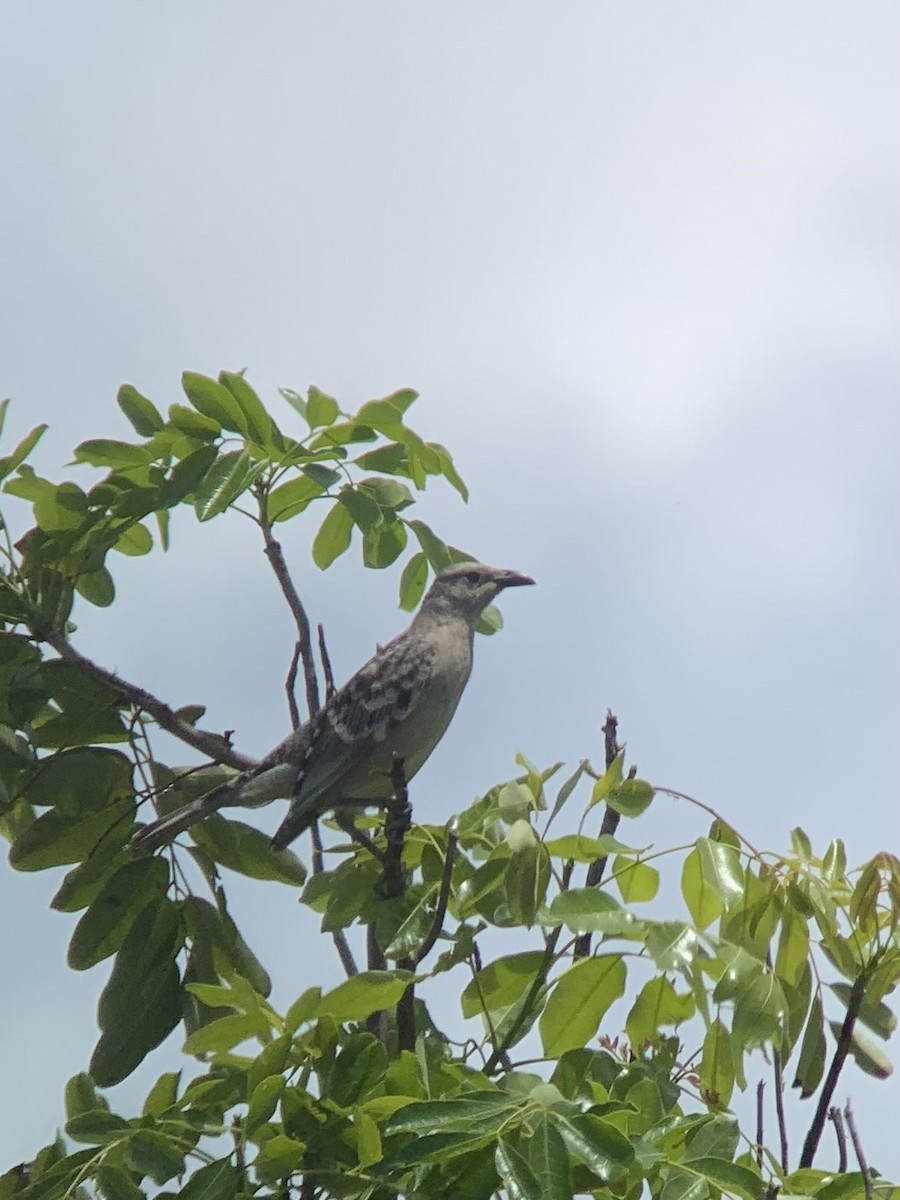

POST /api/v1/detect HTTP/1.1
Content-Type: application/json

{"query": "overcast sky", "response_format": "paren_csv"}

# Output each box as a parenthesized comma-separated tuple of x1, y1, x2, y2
(2, 2, 898, 1174)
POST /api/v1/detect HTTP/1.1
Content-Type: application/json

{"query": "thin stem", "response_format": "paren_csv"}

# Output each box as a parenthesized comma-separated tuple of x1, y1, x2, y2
(828, 1107, 848, 1172)
(318, 623, 336, 700)
(772, 1049, 789, 1172)
(800, 973, 866, 1168)
(844, 1101, 872, 1200)
(35, 627, 251, 770)
(413, 832, 458, 967)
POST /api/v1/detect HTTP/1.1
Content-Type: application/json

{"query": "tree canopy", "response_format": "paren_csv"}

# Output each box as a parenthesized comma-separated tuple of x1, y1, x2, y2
(1, 374, 897, 1199)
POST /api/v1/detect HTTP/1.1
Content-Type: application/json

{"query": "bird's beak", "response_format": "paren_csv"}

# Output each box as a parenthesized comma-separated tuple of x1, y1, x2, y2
(498, 569, 535, 589)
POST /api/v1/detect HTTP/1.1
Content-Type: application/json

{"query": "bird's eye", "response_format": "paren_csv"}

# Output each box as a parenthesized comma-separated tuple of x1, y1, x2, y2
(465, 570, 480, 584)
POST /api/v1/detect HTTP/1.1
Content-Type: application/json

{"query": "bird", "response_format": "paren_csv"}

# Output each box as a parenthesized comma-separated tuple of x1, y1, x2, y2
(129, 561, 534, 854)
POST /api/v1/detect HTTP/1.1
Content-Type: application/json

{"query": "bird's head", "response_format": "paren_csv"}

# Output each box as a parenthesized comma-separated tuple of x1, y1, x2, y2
(421, 561, 535, 624)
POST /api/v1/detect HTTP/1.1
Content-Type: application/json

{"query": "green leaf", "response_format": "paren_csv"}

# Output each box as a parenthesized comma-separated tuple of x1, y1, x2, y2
(142, 1071, 181, 1117)
(555, 1111, 633, 1182)
(544, 888, 633, 935)
(680, 1157, 763, 1200)
(318, 970, 414, 1022)
(73, 439, 154, 469)
(9, 795, 134, 871)
(75, 566, 115, 607)
(524, 1115, 572, 1200)
(193, 450, 262, 521)
(23, 745, 133, 814)
(312, 500, 354, 569)
(95, 1164, 146, 1200)
(90, 899, 184, 1087)
(117, 384, 164, 436)
(362, 519, 407, 568)
(246, 1075, 286, 1134)
(167, 403, 222, 440)
(407, 518, 453, 571)
(124, 1129, 185, 1184)
(540, 956, 626, 1057)
(182, 1011, 261, 1056)
(505, 843, 550, 928)
(190, 815, 306, 885)
(645, 922, 697, 970)
(606, 777, 655, 818)
(732, 972, 788, 1051)
(306, 386, 341, 428)
(0, 423, 49, 481)
(267, 473, 328, 522)
(67, 857, 170, 970)
(178, 1159, 240, 1200)
(327, 1032, 388, 1108)
(625, 976, 694, 1047)
(279, 387, 307, 419)
(181, 372, 248, 434)
(460, 950, 545, 1019)
(64, 1109, 131, 1145)
(219, 371, 282, 450)
(696, 837, 744, 909)
(496, 1135, 543, 1200)
(399, 550, 429, 611)
(681, 847, 723, 930)
(113, 522, 153, 556)
(830, 981, 897, 1040)
(613, 855, 659, 903)
(34, 482, 88, 531)
(64, 1072, 108, 1122)
(543, 833, 629, 862)
(699, 1019, 735, 1108)
(828, 1020, 895, 1079)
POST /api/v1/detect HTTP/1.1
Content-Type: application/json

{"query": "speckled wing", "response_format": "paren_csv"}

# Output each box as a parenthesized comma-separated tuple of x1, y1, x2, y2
(270, 633, 436, 847)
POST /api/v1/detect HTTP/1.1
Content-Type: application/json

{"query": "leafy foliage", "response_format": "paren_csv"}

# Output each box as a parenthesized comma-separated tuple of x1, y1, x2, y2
(0, 376, 897, 1198)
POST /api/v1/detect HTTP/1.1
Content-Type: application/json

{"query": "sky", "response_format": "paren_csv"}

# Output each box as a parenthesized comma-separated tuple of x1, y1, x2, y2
(1, 0, 898, 1176)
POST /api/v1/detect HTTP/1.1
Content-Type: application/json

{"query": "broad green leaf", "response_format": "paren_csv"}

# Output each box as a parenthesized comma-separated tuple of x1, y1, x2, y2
(75, 566, 115, 607)
(555, 1111, 633, 1182)
(306, 386, 340, 428)
(362, 518, 407, 568)
(830, 981, 897, 1040)
(646, 922, 698, 970)
(540, 956, 627, 1057)
(177, 1159, 239, 1200)
(95, 1164, 145, 1200)
(407, 518, 452, 571)
(167, 403, 221, 440)
(68, 857, 169, 969)
(64, 1110, 131, 1145)
(588, 750, 624, 809)
(606, 777, 655, 818)
(246, 1075, 286, 1134)
(681, 847, 723, 930)
(385, 1093, 514, 1136)
(64, 1072, 108, 1122)
(0, 424, 49, 481)
(142, 1071, 180, 1117)
(460, 951, 545, 1019)
(194, 450, 262, 521)
(73, 439, 153, 469)
(732, 971, 788, 1051)
(506, 843, 550, 928)
(279, 386, 307, 419)
(23, 745, 133, 814)
(113, 522, 153, 556)
(496, 1135, 543, 1200)
(544, 888, 633, 935)
(626, 976, 694, 1048)
(524, 1114, 572, 1200)
(699, 1019, 735, 1108)
(679, 1157, 763, 1200)
(117, 384, 164, 436)
(124, 1129, 185, 1183)
(219, 371, 282, 450)
(190, 815, 306, 885)
(34, 482, 88, 531)
(9, 795, 134, 871)
(355, 398, 404, 435)
(828, 1020, 895, 1079)
(319, 970, 415, 1022)
(181, 372, 248, 434)
(327, 1033, 388, 1108)
(338, 485, 382, 531)
(543, 833, 631, 863)
(267, 473, 327, 522)
(613, 855, 659, 903)
(312, 500, 353, 569)
(696, 837, 744, 909)
(399, 550, 429, 611)
(91, 899, 183, 1087)
(774, 904, 810, 989)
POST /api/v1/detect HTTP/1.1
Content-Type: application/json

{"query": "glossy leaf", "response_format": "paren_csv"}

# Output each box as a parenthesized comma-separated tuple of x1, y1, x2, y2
(312, 500, 354, 568)
(117, 384, 164, 436)
(540, 956, 626, 1057)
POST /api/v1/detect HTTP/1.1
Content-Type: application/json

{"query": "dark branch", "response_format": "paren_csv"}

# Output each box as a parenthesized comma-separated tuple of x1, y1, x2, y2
(318, 623, 336, 700)
(828, 1107, 848, 1173)
(800, 974, 866, 1168)
(773, 1049, 789, 1171)
(36, 627, 252, 771)
(285, 641, 302, 731)
(258, 505, 320, 720)
(574, 711, 621, 960)
(844, 1101, 873, 1200)
(756, 1081, 765, 1171)
(376, 755, 411, 900)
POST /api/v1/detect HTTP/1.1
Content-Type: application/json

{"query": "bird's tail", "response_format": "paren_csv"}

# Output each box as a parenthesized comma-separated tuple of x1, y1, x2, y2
(270, 798, 318, 851)
(129, 783, 236, 854)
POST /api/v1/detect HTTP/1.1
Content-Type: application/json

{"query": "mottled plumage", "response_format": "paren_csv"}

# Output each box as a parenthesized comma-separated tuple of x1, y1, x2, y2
(129, 561, 533, 854)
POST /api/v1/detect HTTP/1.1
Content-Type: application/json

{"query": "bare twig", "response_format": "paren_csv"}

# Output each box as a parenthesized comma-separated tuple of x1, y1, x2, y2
(756, 1081, 765, 1170)
(654, 786, 763, 860)
(309, 818, 325, 877)
(773, 1049, 789, 1171)
(844, 1101, 873, 1200)
(828, 1107, 848, 1172)
(35, 627, 252, 770)
(308, 821, 357, 978)
(484, 931, 558, 1074)
(574, 712, 621, 959)
(800, 974, 866, 1167)
(285, 641, 302, 731)
(318, 623, 336, 700)
(414, 832, 458, 966)
(258, 505, 320, 720)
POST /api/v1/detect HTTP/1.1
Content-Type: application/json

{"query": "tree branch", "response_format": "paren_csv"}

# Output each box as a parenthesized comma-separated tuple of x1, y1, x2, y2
(773, 1049, 789, 1172)
(800, 974, 866, 1168)
(829, 1106, 848, 1173)
(574, 711, 621, 959)
(844, 1100, 873, 1200)
(258, 499, 320, 720)
(36, 627, 253, 770)
(318, 623, 336, 700)
(414, 832, 458, 967)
